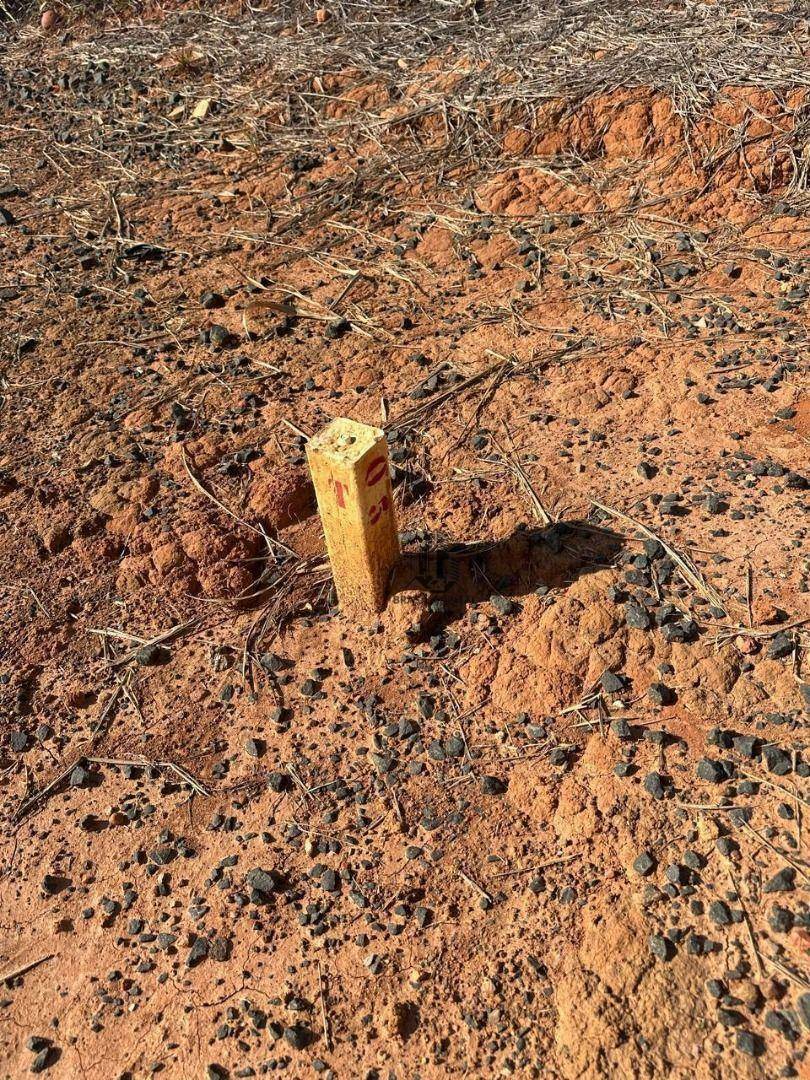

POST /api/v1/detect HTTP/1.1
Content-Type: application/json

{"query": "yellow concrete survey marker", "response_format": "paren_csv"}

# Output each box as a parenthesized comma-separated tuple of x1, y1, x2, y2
(306, 417, 400, 616)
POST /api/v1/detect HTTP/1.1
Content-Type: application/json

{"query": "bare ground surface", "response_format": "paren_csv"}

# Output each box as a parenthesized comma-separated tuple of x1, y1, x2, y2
(0, 2, 809, 1078)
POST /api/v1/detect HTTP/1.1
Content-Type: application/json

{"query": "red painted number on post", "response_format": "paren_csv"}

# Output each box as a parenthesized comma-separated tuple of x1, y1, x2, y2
(333, 479, 347, 508)
(365, 456, 387, 487)
(368, 495, 390, 525)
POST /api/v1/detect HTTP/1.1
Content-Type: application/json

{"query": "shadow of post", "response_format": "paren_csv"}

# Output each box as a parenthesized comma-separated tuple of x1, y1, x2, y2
(390, 520, 625, 638)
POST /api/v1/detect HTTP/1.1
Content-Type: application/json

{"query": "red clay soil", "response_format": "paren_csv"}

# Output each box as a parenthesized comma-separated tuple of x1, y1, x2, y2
(0, 4, 808, 1079)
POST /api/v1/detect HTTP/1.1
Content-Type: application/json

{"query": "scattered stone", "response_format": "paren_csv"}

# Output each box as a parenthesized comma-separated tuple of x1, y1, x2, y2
(649, 934, 674, 961)
(244, 737, 264, 759)
(718, 1008, 745, 1028)
(735, 1030, 764, 1057)
(267, 770, 289, 792)
(765, 1009, 799, 1041)
(625, 602, 652, 630)
(246, 867, 284, 900)
(187, 937, 209, 968)
(697, 758, 727, 783)
(69, 763, 91, 788)
(10, 730, 29, 753)
(768, 906, 794, 933)
(283, 1024, 312, 1050)
(209, 324, 231, 348)
(767, 633, 794, 660)
(428, 740, 445, 761)
(444, 735, 465, 758)
(648, 682, 675, 706)
(708, 900, 733, 926)
(732, 735, 759, 759)
(490, 594, 516, 616)
(660, 619, 696, 643)
(134, 643, 170, 667)
(30, 1045, 58, 1073)
(210, 937, 231, 962)
(611, 718, 632, 740)
(763, 868, 796, 894)
(479, 775, 507, 795)
(644, 772, 669, 800)
(762, 745, 791, 775)
(601, 671, 625, 694)
(716, 837, 738, 858)
(321, 868, 339, 892)
(633, 851, 656, 876)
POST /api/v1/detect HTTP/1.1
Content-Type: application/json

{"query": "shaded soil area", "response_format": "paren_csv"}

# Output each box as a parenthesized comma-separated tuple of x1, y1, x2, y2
(0, 3, 808, 1078)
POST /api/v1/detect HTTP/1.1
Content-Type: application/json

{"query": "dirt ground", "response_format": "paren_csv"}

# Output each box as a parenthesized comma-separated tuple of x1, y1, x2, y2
(1, 2, 808, 1078)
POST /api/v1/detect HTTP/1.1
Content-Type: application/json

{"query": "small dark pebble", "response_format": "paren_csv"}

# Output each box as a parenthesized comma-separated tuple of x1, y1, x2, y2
(283, 1024, 312, 1051)
(648, 682, 675, 706)
(763, 867, 795, 894)
(633, 851, 656, 876)
(697, 758, 727, 783)
(134, 643, 170, 667)
(735, 1030, 764, 1057)
(643, 772, 669, 800)
(490, 594, 516, 616)
(30, 1046, 58, 1074)
(649, 934, 674, 961)
(479, 775, 507, 796)
(10, 729, 31, 753)
(708, 900, 733, 926)
(763, 745, 792, 776)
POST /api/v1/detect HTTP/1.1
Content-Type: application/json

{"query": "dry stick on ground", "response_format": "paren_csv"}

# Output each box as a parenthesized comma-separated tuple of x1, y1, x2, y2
(115, 670, 144, 725)
(738, 769, 810, 810)
(745, 562, 754, 628)
(446, 349, 519, 453)
(492, 430, 553, 526)
(89, 757, 211, 798)
(763, 953, 810, 992)
(391, 341, 593, 436)
(5, 585, 54, 620)
(712, 617, 810, 647)
(389, 785, 406, 830)
(14, 753, 209, 821)
(0, 953, 55, 984)
(389, 356, 516, 434)
(458, 868, 494, 905)
(286, 762, 314, 801)
(317, 962, 333, 1053)
(87, 681, 124, 741)
(180, 445, 297, 561)
(727, 867, 764, 979)
(107, 619, 200, 668)
(88, 627, 150, 645)
(490, 852, 580, 879)
(591, 498, 727, 613)
(740, 821, 810, 883)
(240, 555, 331, 682)
(676, 801, 741, 812)
(13, 758, 81, 822)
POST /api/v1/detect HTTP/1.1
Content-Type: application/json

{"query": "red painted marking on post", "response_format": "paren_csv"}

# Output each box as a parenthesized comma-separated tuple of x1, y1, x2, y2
(365, 456, 387, 487)
(333, 478, 346, 508)
(368, 494, 390, 525)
